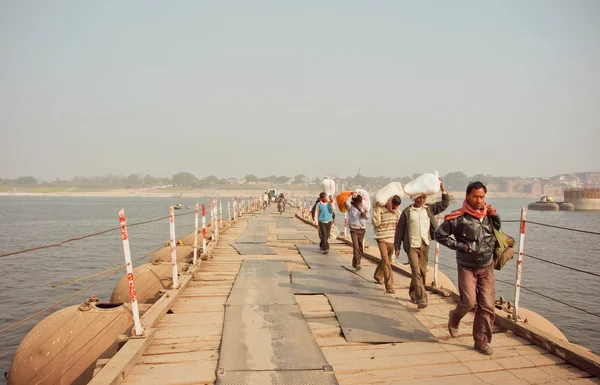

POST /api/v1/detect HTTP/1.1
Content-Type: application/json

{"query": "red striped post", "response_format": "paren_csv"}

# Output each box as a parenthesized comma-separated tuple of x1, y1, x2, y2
(169, 206, 178, 289)
(118, 209, 143, 336)
(513, 207, 527, 321)
(193, 203, 199, 265)
(201, 204, 207, 257)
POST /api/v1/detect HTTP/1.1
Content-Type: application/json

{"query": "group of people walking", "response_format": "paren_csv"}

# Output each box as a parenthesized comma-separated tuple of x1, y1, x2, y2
(312, 180, 501, 356)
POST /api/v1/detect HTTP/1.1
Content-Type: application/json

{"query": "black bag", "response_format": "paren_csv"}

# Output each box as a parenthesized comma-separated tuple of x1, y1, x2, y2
(493, 228, 515, 270)
(310, 201, 318, 218)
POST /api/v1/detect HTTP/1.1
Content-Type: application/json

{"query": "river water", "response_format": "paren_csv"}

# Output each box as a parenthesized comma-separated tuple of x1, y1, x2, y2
(0, 196, 599, 380)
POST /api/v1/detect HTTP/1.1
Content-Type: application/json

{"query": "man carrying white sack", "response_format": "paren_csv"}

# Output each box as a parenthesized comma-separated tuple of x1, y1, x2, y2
(394, 179, 449, 309)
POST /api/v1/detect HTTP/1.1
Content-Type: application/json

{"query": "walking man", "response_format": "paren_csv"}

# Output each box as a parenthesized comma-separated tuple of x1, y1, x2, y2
(394, 180, 450, 309)
(372, 195, 402, 293)
(435, 181, 501, 355)
(314, 192, 334, 254)
(345, 194, 368, 270)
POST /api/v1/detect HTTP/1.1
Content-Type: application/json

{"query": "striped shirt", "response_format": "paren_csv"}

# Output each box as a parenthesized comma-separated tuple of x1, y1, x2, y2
(372, 206, 400, 243)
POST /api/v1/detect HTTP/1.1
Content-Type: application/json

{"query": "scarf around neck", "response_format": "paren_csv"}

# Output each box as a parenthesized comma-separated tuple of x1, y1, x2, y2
(444, 200, 488, 221)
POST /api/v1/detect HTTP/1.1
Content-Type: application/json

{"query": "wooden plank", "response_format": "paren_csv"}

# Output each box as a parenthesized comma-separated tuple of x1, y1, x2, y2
(124, 360, 217, 385)
(494, 314, 600, 378)
(88, 329, 156, 385)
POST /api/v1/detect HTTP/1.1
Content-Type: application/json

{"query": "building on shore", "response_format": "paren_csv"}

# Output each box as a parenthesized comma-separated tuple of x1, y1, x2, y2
(564, 188, 600, 211)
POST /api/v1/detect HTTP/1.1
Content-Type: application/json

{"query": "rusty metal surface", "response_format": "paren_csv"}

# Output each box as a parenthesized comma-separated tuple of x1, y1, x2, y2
(278, 233, 306, 240)
(325, 293, 437, 343)
(227, 276, 296, 306)
(218, 305, 330, 371)
(216, 370, 338, 385)
(291, 269, 378, 295)
(231, 243, 277, 255)
(236, 219, 269, 243)
(295, 244, 351, 269)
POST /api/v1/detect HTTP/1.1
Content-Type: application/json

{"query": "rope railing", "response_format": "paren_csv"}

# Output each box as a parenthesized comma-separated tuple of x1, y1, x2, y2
(525, 220, 600, 236)
(523, 253, 600, 278)
(0, 221, 196, 335)
(0, 211, 196, 259)
(0, 198, 247, 337)
(436, 262, 600, 319)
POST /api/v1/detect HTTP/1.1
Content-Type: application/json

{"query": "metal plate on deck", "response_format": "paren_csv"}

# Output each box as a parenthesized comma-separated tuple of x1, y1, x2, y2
(276, 218, 296, 228)
(238, 260, 288, 276)
(302, 232, 346, 245)
(231, 243, 277, 255)
(325, 294, 437, 343)
(278, 233, 306, 240)
(291, 269, 378, 295)
(295, 244, 351, 269)
(216, 370, 338, 385)
(227, 276, 296, 305)
(342, 265, 379, 284)
(236, 219, 269, 243)
(218, 305, 330, 371)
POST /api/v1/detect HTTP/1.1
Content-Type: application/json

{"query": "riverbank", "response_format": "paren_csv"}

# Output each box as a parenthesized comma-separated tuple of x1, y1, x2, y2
(0, 187, 541, 199)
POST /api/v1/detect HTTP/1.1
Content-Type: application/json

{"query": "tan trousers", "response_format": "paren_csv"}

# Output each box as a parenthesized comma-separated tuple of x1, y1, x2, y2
(450, 265, 496, 345)
(374, 241, 395, 291)
(350, 228, 365, 268)
(408, 240, 430, 306)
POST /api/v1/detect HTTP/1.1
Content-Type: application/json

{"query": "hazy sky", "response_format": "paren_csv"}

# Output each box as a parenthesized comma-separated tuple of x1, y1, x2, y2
(1, 1, 598, 180)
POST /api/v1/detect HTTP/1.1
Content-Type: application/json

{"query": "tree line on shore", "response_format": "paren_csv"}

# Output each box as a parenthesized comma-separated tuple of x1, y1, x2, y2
(1, 171, 496, 192)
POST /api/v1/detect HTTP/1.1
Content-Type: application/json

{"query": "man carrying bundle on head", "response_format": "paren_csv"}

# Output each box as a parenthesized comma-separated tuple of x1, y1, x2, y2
(394, 178, 449, 309)
(314, 192, 335, 254)
(372, 195, 402, 293)
(345, 193, 368, 270)
(435, 181, 501, 356)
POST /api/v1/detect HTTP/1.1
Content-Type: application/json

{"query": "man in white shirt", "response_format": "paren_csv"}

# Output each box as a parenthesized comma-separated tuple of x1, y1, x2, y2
(394, 180, 449, 309)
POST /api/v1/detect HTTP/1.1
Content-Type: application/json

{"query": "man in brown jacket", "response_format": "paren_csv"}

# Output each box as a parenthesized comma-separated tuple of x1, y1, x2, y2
(394, 180, 449, 309)
(435, 181, 500, 355)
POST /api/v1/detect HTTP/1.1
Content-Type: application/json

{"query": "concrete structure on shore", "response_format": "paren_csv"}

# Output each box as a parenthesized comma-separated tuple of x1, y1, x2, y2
(565, 188, 600, 211)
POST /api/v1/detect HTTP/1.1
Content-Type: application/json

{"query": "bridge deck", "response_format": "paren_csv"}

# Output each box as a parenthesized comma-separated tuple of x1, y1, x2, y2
(121, 207, 599, 385)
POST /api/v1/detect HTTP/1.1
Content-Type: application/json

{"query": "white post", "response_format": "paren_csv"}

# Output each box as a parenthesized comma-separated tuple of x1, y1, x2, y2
(201, 204, 207, 256)
(118, 209, 143, 336)
(169, 206, 179, 289)
(344, 213, 348, 239)
(513, 207, 527, 321)
(213, 199, 219, 239)
(233, 196, 237, 220)
(228, 200, 231, 224)
(219, 197, 223, 229)
(193, 203, 199, 265)
(213, 200, 218, 239)
(433, 214, 441, 287)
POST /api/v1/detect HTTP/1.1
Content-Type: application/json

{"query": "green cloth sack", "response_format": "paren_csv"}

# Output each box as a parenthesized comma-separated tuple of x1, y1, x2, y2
(493, 228, 515, 270)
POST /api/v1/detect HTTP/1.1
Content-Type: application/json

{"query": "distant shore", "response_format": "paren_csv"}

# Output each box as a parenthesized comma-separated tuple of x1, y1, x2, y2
(0, 188, 541, 200)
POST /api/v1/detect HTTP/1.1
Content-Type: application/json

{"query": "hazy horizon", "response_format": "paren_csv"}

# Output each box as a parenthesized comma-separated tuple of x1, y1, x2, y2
(1, 1, 599, 181)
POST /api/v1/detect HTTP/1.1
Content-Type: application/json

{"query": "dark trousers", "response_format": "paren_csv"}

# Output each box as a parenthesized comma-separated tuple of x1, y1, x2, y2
(408, 240, 430, 306)
(350, 228, 365, 268)
(318, 221, 332, 251)
(451, 265, 496, 345)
